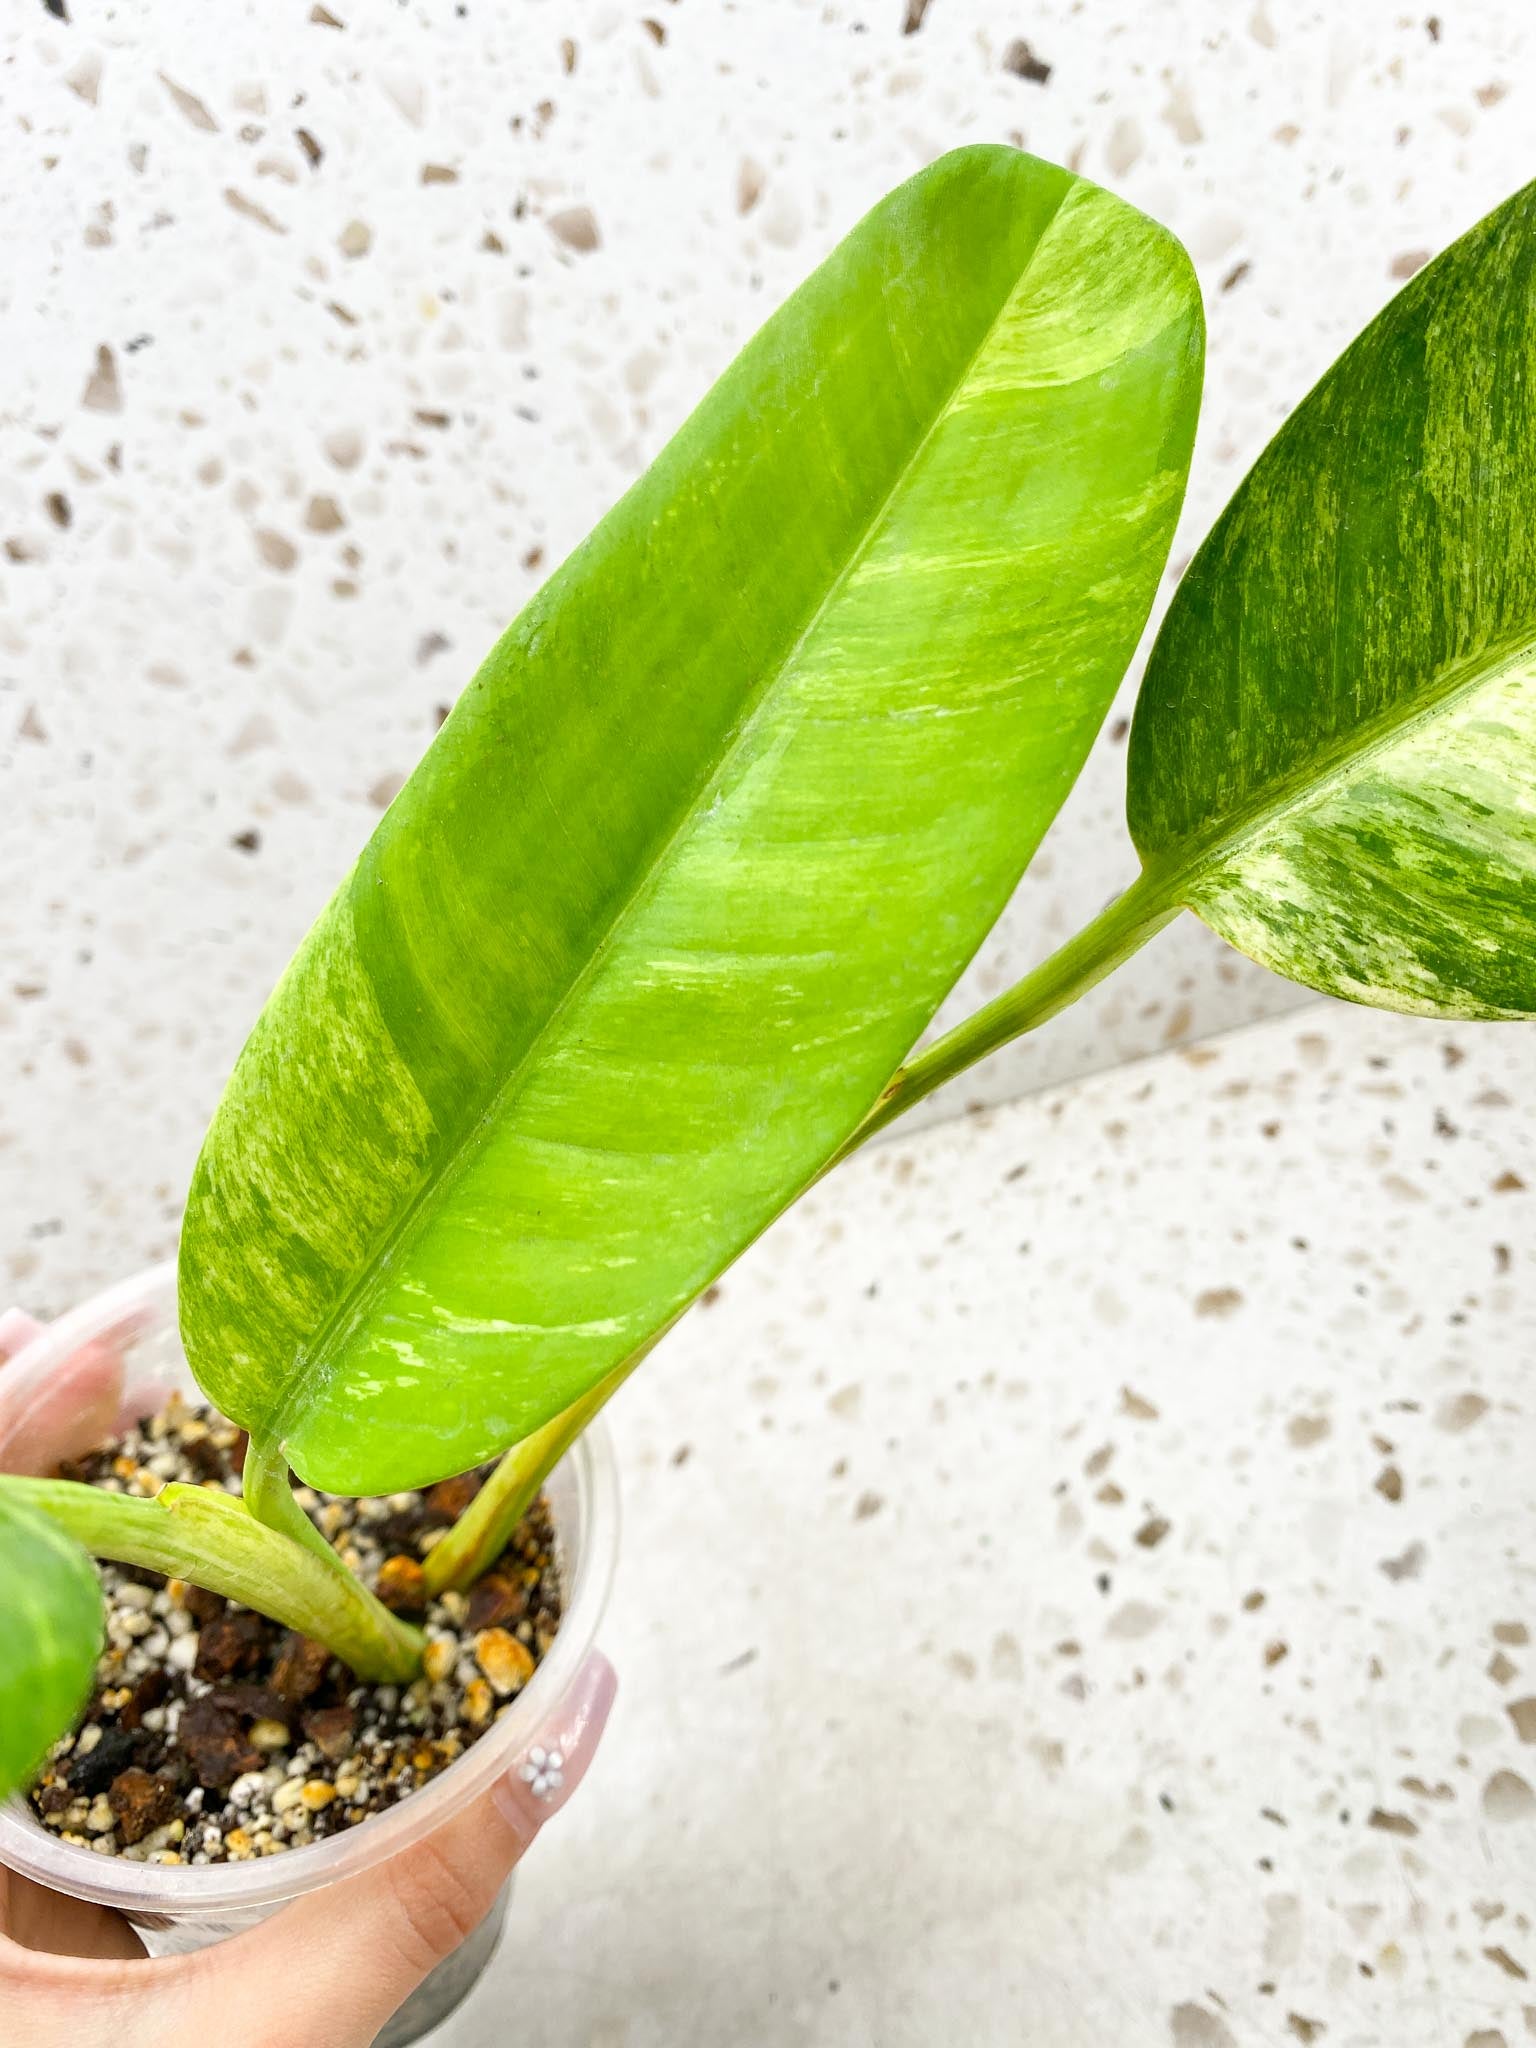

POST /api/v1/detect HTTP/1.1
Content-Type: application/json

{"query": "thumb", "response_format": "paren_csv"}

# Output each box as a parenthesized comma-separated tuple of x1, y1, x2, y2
(0, 1325, 124, 1477)
(189, 1650, 616, 2048)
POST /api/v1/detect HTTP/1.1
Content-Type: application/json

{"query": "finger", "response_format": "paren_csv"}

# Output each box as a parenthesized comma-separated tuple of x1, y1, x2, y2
(0, 1338, 124, 1477)
(188, 1649, 616, 2048)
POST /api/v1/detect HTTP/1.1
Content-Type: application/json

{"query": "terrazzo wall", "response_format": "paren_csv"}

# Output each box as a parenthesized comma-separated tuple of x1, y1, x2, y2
(3, 0, 1533, 1310)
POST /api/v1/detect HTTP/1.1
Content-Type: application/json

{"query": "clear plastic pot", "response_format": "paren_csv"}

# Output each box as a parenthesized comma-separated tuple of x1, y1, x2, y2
(0, 1262, 619, 2047)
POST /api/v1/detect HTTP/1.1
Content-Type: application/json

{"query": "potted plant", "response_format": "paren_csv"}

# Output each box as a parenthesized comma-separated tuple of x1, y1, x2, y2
(3, 142, 1533, 2039)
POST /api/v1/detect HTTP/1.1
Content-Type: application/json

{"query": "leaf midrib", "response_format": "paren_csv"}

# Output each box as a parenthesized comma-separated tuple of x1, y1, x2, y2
(269, 182, 1087, 1451)
(1141, 627, 1536, 903)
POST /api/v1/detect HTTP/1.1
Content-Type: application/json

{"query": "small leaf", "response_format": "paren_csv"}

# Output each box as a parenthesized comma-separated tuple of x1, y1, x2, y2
(181, 146, 1203, 1492)
(1129, 179, 1536, 1018)
(0, 1493, 102, 1799)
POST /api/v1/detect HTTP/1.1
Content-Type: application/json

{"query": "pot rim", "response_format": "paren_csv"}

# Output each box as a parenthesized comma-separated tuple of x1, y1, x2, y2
(0, 1260, 620, 1915)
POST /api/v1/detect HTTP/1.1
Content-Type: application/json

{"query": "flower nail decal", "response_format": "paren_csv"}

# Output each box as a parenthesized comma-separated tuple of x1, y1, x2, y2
(519, 1744, 565, 1800)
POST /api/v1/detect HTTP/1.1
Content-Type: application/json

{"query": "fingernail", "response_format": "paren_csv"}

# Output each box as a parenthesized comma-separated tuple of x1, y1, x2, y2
(0, 1309, 45, 1366)
(493, 1650, 617, 1832)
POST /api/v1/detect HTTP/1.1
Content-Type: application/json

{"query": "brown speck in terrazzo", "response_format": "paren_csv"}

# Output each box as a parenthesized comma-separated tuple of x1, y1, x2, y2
(737, 158, 765, 216)
(1286, 1413, 1330, 1449)
(82, 345, 121, 413)
(1379, 1541, 1425, 1582)
(1367, 1806, 1418, 1837)
(1483, 1770, 1536, 1823)
(1002, 38, 1051, 85)
(1106, 1602, 1161, 1640)
(28, 1396, 561, 1865)
(991, 1632, 1023, 1681)
(901, 0, 932, 29)
(548, 206, 600, 253)
(158, 74, 218, 133)
(255, 528, 298, 572)
(1483, 1946, 1529, 1981)
(1400, 1774, 1453, 1801)
(1437, 1391, 1489, 1432)
(853, 1490, 883, 1521)
(1161, 80, 1203, 145)
(305, 495, 345, 534)
(1169, 2004, 1238, 2048)
(1194, 1286, 1243, 1319)
(368, 771, 408, 810)
(224, 188, 288, 235)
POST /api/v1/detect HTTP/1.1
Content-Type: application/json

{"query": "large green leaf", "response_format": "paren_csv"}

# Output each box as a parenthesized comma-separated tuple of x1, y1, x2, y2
(0, 1494, 102, 1799)
(1129, 180, 1536, 1017)
(181, 145, 1203, 1493)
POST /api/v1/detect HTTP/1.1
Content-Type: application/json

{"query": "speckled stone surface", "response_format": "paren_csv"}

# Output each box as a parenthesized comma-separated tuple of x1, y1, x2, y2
(5, 0, 1536, 1312)
(472, 1002, 1536, 2048)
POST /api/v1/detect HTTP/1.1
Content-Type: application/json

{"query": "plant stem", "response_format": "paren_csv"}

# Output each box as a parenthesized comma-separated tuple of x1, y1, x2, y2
(830, 868, 1179, 1162)
(243, 1431, 343, 1567)
(0, 1474, 424, 1683)
(429, 877, 1179, 1576)
(423, 1366, 626, 1597)
(241, 1430, 426, 1677)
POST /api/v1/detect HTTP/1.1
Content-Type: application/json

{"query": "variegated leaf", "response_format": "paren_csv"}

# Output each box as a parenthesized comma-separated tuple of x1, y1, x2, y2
(180, 146, 1204, 1493)
(0, 1494, 102, 1799)
(1129, 179, 1536, 1018)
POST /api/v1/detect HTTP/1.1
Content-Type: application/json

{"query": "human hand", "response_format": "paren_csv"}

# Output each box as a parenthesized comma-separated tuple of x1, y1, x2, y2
(0, 1311, 616, 2048)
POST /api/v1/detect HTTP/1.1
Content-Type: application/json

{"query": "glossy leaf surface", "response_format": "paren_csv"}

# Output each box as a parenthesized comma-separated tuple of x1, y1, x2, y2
(1130, 181, 1536, 1018)
(0, 1493, 102, 1799)
(181, 145, 1203, 1492)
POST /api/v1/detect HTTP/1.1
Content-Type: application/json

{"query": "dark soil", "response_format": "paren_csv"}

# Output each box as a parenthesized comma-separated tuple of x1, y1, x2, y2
(27, 1395, 562, 1865)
